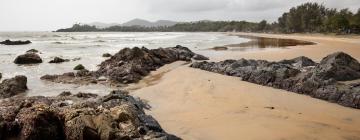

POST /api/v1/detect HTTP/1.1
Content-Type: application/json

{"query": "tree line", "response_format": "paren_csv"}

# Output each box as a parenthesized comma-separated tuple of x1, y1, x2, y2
(57, 2, 360, 34)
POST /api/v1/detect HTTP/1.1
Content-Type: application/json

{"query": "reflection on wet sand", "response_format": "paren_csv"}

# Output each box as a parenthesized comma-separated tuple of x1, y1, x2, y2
(211, 34, 316, 51)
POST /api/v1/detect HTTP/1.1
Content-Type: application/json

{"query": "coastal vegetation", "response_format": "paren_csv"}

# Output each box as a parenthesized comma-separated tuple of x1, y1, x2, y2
(57, 2, 360, 34)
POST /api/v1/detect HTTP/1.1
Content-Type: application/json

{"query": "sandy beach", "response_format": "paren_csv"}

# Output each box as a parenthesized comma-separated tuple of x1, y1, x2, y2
(131, 33, 360, 140)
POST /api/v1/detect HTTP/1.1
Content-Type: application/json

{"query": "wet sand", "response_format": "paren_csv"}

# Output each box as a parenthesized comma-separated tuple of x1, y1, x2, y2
(132, 33, 360, 140)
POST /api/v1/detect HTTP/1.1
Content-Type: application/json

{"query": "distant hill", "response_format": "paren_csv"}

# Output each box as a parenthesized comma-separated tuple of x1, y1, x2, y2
(122, 19, 178, 27)
(89, 19, 178, 28)
(89, 22, 120, 28)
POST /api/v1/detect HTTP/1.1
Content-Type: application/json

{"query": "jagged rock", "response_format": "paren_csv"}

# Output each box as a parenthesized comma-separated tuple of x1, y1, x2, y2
(0, 75, 28, 98)
(0, 40, 31, 45)
(26, 49, 39, 53)
(42, 45, 205, 85)
(102, 53, 112, 57)
(14, 53, 43, 64)
(49, 57, 70, 63)
(191, 52, 360, 109)
(74, 64, 85, 70)
(312, 52, 360, 81)
(0, 90, 180, 140)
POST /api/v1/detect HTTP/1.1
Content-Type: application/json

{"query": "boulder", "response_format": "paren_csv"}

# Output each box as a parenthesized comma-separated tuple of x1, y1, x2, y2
(0, 75, 28, 98)
(0, 40, 31, 45)
(312, 52, 360, 81)
(14, 53, 42, 64)
(49, 57, 69, 63)
(74, 64, 85, 70)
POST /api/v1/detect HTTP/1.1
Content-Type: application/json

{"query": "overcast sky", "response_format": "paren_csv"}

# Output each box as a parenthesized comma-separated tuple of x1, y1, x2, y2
(1, 0, 359, 31)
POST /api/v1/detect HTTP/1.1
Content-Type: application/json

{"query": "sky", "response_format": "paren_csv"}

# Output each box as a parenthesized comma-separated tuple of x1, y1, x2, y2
(0, 0, 359, 31)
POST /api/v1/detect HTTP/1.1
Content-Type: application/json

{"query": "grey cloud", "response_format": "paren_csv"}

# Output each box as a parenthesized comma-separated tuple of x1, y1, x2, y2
(0, 0, 359, 31)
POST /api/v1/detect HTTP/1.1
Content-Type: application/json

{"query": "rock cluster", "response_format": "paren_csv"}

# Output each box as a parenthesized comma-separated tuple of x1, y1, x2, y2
(0, 75, 28, 98)
(0, 40, 31, 45)
(0, 90, 179, 140)
(191, 52, 360, 109)
(41, 45, 205, 84)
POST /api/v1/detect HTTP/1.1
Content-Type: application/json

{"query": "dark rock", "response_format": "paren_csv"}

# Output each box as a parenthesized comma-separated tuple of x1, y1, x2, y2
(0, 90, 179, 140)
(0, 75, 28, 98)
(42, 45, 205, 85)
(0, 40, 31, 45)
(312, 52, 360, 81)
(73, 92, 98, 98)
(74, 64, 85, 70)
(211, 46, 228, 51)
(192, 54, 209, 60)
(26, 49, 39, 53)
(102, 53, 112, 57)
(49, 57, 70, 63)
(14, 53, 42, 64)
(191, 52, 360, 109)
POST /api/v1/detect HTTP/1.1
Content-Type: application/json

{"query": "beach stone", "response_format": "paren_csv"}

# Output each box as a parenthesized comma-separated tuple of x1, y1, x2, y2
(26, 49, 39, 53)
(14, 53, 43, 64)
(49, 57, 69, 63)
(193, 54, 209, 60)
(0, 75, 28, 98)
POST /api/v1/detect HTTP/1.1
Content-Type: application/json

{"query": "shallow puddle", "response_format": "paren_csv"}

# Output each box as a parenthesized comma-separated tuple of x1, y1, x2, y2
(211, 34, 316, 51)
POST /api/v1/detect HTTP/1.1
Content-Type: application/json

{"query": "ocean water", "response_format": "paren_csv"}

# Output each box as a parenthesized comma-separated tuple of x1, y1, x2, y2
(0, 32, 248, 96)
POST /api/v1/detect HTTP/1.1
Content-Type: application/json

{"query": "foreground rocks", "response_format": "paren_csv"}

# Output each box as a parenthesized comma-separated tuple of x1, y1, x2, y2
(191, 52, 360, 109)
(41, 45, 203, 85)
(14, 53, 43, 64)
(0, 40, 31, 45)
(0, 75, 28, 98)
(0, 90, 180, 140)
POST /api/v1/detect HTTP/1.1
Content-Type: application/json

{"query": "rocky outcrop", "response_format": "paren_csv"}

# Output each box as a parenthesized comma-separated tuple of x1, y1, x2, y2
(0, 40, 31, 45)
(41, 45, 203, 85)
(14, 53, 43, 64)
(0, 90, 180, 140)
(0, 75, 28, 98)
(311, 52, 360, 81)
(191, 52, 360, 109)
(49, 57, 70, 63)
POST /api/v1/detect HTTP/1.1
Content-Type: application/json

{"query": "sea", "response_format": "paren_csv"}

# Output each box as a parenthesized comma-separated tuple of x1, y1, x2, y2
(0, 32, 249, 96)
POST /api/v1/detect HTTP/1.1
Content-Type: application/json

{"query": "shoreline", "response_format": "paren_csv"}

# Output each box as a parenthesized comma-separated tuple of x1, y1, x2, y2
(132, 33, 360, 140)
